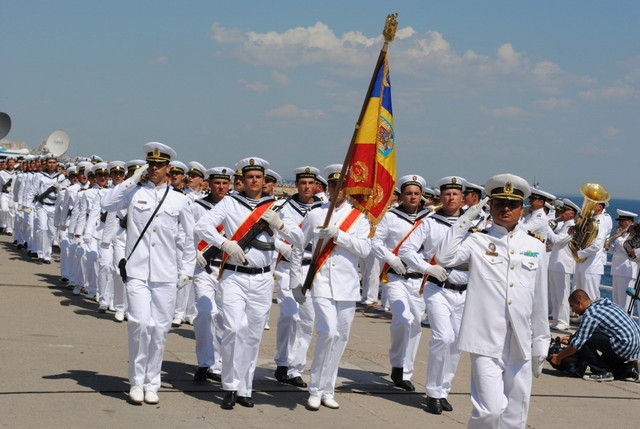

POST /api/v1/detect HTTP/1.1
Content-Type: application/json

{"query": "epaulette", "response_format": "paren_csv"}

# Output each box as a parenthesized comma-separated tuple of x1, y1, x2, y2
(172, 186, 186, 195)
(469, 227, 487, 234)
(528, 230, 545, 243)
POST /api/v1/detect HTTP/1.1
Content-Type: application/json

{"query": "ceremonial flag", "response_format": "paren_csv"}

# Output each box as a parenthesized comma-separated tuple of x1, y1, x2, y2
(343, 51, 396, 226)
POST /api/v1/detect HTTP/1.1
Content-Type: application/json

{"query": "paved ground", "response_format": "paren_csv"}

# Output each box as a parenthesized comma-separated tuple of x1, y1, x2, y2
(0, 233, 639, 428)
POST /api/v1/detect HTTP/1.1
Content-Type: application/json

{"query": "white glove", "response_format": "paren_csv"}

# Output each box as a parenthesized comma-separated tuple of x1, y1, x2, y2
(292, 285, 306, 304)
(220, 240, 247, 264)
(260, 208, 284, 230)
(59, 224, 68, 231)
(99, 242, 111, 250)
(388, 256, 406, 275)
(317, 225, 339, 240)
(52, 181, 61, 190)
(17, 204, 22, 211)
(82, 235, 92, 244)
(424, 264, 448, 282)
(278, 243, 293, 261)
(196, 251, 208, 269)
(459, 196, 490, 225)
(177, 274, 191, 290)
(131, 164, 149, 184)
(532, 355, 546, 378)
(22, 206, 32, 214)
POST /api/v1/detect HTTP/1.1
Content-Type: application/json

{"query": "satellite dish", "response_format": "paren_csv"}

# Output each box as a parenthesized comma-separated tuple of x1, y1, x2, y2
(44, 129, 70, 157)
(0, 112, 11, 139)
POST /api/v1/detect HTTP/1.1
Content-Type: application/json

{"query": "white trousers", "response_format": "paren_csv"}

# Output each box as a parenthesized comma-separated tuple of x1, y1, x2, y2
(126, 278, 176, 392)
(467, 327, 532, 429)
(384, 274, 424, 380)
(97, 243, 114, 307)
(423, 283, 465, 398)
(574, 271, 602, 300)
(192, 266, 223, 372)
(0, 193, 15, 233)
(360, 252, 383, 304)
(34, 203, 56, 260)
(309, 298, 355, 399)
(112, 241, 127, 312)
(174, 280, 196, 321)
(548, 270, 572, 328)
(219, 270, 272, 396)
(84, 237, 99, 294)
(612, 275, 634, 310)
(274, 263, 315, 378)
(59, 235, 71, 280)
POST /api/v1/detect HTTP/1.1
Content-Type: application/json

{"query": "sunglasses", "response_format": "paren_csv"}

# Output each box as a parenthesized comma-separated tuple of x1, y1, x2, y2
(491, 199, 523, 209)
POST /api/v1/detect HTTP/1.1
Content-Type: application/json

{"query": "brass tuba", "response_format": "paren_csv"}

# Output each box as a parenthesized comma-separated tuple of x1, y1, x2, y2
(568, 183, 611, 263)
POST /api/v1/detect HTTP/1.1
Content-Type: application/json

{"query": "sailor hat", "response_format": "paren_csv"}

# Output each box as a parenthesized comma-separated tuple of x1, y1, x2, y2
(43, 153, 57, 161)
(125, 159, 146, 172)
(293, 166, 321, 181)
(108, 161, 126, 174)
(530, 188, 556, 202)
(485, 173, 531, 201)
(169, 161, 187, 175)
(435, 176, 466, 192)
(92, 162, 109, 175)
(77, 161, 93, 174)
(422, 187, 436, 199)
(67, 166, 78, 176)
(265, 169, 281, 183)
(90, 155, 103, 163)
(398, 174, 426, 191)
(143, 142, 176, 163)
(324, 164, 343, 182)
(187, 161, 206, 178)
(463, 180, 484, 196)
(206, 166, 234, 181)
(315, 174, 328, 187)
(561, 198, 580, 214)
(616, 209, 638, 221)
(235, 157, 269, 175)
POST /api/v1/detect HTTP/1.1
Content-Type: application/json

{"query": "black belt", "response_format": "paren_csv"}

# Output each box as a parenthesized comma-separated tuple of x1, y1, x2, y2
(209, 260, 221, 267)
(41, 202, 56, 206)
(223, 263, 271, 275)
(429, 278, 467, 292)
(280, 256, 312, 266)
(388, 268, 423, 279)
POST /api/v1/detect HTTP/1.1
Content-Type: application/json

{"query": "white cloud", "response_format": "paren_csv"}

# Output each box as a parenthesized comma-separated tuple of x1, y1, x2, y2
(579, 84, 640, 102)
(271, 70, 290, 86)
(496, 44, 525, 74)
(532, 97, 574, 111)
(481, 105, 524, 118)
(238, 80, 269, 92)
(264, 104, 324, 118)
(601, 127, 621, 138)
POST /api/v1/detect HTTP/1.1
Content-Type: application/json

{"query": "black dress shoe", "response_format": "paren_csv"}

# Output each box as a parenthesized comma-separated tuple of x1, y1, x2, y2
(440, 397, 453, 412)
(395, 379, 415, 391)
(285, 376, 307, 388)
(237, 396, 254, 408)
(425, 396, 442, 415)
(42, 260, 51, 264)
(208, 372, 222, 382)
(193, 366, 209, 382)
(390, 367, 414, 391)
(221, 391, 237, 409)
(274, 365, 289, 383)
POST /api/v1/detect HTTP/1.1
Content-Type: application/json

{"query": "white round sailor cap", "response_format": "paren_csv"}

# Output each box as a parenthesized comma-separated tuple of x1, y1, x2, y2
(143, 142, 176, 163)
(324, 164, 343, 182)
(616, 209, 638, 220)
(187, 161, 206, 178)
(169, 161, 187, 174)
(485, 173, 531, 201)
(265, 169, 281, 183)
(235, 157, 269, 174)
(398, 174, 426, 191)
(206, 166, 234, 180)
(434, 176, 466, 192)
(293, 166, 321, 181)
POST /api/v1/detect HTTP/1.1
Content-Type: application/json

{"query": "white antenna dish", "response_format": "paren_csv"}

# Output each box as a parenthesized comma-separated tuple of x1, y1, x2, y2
(45, 129, 70, 157)
(0, 112, 11, 139)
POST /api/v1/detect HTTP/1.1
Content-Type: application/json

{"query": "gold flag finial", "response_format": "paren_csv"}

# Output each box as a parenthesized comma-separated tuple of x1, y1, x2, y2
(382, 13, 398, 43)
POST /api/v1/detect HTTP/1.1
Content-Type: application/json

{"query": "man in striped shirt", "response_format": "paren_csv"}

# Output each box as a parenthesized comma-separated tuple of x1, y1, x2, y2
(550, 289, 640, 381)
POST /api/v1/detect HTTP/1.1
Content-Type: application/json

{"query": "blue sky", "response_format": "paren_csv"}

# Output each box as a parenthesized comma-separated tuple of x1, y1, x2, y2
(2, 1, 639, 198)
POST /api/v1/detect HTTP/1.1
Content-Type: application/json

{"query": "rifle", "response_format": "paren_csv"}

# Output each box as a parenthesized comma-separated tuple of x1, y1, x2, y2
(35, 182, 59, 204)
(201, 196, 289, 274)
(1, 178, 12, 193)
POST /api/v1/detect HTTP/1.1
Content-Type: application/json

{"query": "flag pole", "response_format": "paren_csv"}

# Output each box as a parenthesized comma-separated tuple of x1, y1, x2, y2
(302, 13, 398, 294)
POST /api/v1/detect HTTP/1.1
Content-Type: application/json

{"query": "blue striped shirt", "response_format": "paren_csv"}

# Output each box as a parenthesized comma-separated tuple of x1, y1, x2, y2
(570, 298, 640, 360)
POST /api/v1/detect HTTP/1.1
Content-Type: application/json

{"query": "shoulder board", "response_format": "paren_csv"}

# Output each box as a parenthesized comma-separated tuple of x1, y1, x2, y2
(172, 186, 186, 194)
(469, 227, 488, 234)
(527, 230, 545, 243)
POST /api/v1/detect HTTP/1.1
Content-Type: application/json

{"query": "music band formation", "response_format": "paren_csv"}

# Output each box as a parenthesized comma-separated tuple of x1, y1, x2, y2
(1, 142, 639, 428)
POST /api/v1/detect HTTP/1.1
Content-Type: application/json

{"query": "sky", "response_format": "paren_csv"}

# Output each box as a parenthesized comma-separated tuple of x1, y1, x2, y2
(2, 1, 639, 199)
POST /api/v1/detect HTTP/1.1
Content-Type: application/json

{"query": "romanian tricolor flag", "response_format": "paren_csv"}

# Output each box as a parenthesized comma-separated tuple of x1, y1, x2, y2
(344, 52, 396, 226)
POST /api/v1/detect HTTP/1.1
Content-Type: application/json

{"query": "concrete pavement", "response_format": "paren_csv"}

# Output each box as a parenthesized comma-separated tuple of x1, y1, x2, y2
(0, 233, 638, 428)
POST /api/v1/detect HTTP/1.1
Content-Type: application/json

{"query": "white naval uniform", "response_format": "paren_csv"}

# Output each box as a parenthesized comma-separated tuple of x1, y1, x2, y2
(291, 200, 371, 401)
(65, 182, 90, 287)
(102, 178, 196, 393)
(27, 171, 65, 262)
(191, 196, 225, 375)
(398, 212, 468, 400)
(574, 213, 610, 300)
(273, 195, 320, 380)
(0, 168, 17, 234)
(78, 185, 103, 296)
(437, 220, 550, 429)
(609, 232, 639, 309)
(546, 219, 576, 329)
(372, 206, 429, 382)
(194, 192, 302, 397)
(85, 185, 113, 306)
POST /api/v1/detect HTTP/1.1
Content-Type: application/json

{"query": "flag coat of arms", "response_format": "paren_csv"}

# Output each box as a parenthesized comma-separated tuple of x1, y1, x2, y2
(344, 53, 396, 225)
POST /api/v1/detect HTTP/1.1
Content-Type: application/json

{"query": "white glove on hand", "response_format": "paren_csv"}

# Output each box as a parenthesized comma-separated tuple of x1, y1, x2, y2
(177, 274, 191, 290)
(459, 196, 490, 225)
(220, 240, 247, 264)
(292, 285, 306, 304)
(424, 264, 448, 282)
(52, 181, 61, 190)
(83, 235, 91, 244)
(196, 251, 208, 269)
(17, 204, 22, 211)
(22, 206, 32, 214)
(532, 355, 546, 378)
(131, 164, 149, 184)
(317, 225, 339, 240)
(278, 243, 293, 261)
(388, 256, 406, 275)
(260, 208, 284, 230)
